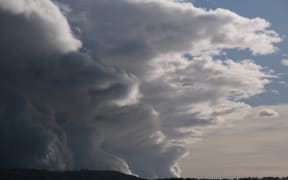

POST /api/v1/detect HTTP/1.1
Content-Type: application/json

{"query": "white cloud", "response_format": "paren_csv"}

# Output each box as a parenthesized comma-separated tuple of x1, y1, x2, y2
(61, 0, 281, 74)
(258, 109, 279, 118)
(281, 59, 288, 66)
(0, 0, 81, 56)
(271, 90, 279, 95)
(142, 55, 271, 146)
(279, 80, 288, 87)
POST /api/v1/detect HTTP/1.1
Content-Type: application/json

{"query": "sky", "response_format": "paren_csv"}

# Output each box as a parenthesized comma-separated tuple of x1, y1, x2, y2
(0, 0, 287, 179)
(180, 0, 288, 177)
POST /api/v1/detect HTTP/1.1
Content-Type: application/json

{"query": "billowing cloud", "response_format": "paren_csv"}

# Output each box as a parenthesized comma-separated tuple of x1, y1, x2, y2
(0, 0, 81, 57)
(142, 55, 270, 142)
(0, 0, 281, 178)
(0, 0, 138, 174)
(60, 0, 280, 74)
(258, 109, 279, 118)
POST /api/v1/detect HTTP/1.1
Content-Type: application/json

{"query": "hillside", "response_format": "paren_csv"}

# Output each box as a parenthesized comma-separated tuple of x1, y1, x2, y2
(0, 169, 144, 180)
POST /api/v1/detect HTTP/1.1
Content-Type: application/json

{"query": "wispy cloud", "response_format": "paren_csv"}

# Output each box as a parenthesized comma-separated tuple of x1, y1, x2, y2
(181, 105, 288, 178)
(281, 58, 288, 66)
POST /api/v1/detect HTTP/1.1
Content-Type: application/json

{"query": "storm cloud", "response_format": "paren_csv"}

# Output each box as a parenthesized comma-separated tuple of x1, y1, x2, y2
(0, 0, 281, 178)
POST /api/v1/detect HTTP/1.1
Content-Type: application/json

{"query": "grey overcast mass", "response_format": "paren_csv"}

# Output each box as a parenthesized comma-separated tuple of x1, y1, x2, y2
(0, 0, 286, 178)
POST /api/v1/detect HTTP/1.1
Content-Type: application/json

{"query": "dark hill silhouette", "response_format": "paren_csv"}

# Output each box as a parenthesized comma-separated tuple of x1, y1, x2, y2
(0, 169, 287, 180)
(0, 169, 145, 180)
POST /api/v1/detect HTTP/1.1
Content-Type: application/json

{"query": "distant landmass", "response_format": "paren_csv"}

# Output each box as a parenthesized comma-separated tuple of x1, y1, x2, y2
(0, 169, 287, 180)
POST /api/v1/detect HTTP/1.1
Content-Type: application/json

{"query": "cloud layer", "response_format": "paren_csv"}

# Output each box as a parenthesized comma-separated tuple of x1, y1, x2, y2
(62, 0, 280, 72)
(0, 0, 281, 178)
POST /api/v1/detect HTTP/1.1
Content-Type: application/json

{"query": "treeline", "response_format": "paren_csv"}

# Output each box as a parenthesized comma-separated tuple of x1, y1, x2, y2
(161, 177, 288, 180)
(0, 169, 287, 180)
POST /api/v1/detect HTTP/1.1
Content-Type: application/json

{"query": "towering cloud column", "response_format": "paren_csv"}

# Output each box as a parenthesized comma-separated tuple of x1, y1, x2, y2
(0, 0, 281, 178)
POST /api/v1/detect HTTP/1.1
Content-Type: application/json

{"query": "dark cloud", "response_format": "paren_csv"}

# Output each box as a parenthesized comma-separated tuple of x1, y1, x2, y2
(0, 0, 280, 178)
(0, 0, 139, 174)
(0, 0, 183, 177)
(0, 50, 140, 170)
